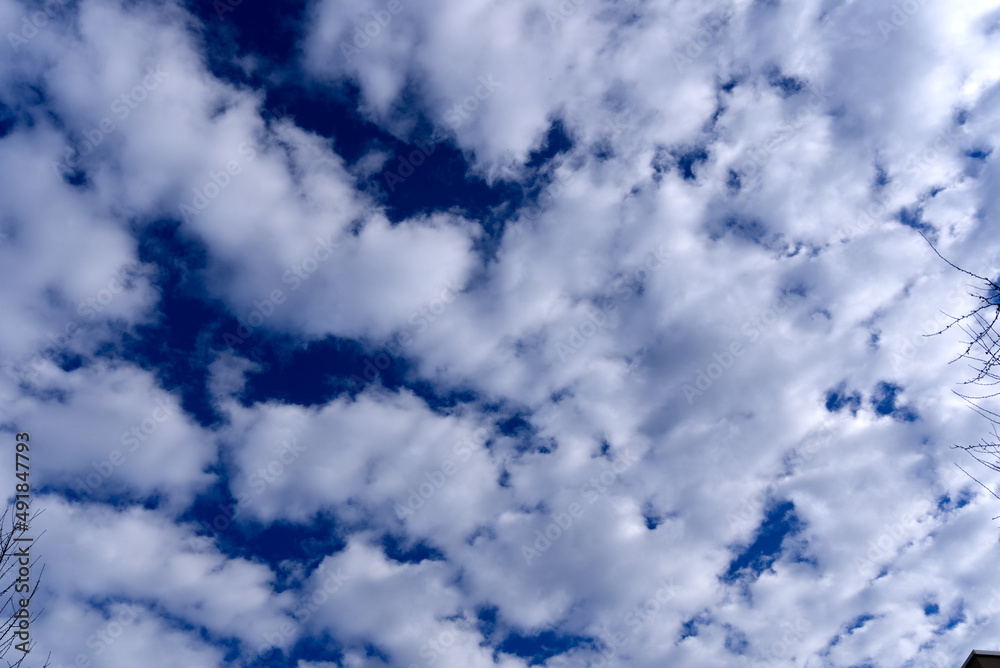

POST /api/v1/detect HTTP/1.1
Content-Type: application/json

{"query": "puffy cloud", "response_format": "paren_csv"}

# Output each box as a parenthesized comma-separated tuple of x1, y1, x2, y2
(31, 496, 296, 661)
(1, 361, 215, 509)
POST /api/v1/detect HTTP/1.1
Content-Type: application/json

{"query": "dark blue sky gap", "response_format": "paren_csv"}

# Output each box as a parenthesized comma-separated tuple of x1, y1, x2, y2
(497, 629, 597, 665)
(767, 67, 805, 97)
(723, 500, 802, 584)
(180, 0, 562, 242)
(723, 623, 749, 655)
(525, 119, 574, 170)
(380, 533, 445, 564)
(108, 220, 482, 422)
(870, 381, 918, 422)
(828, 613, 875, 649)
(113, 219, 229, 426)
(465, 604, 601, 665)
(177, 462, 348, 584)
(897, 206, 936, 239)
(0, 98, 14, 137)
(673, 145, 710, 180)
(825, 382, 862, 416)
(678, 610, 712, 641)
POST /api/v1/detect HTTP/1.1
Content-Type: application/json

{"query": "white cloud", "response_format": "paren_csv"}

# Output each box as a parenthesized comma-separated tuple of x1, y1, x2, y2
(31, 497, 297, 661)
(1, 361, 215, 509)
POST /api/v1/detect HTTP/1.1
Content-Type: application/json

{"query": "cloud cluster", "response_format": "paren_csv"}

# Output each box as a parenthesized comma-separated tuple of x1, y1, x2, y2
(1, 0, 999, 666)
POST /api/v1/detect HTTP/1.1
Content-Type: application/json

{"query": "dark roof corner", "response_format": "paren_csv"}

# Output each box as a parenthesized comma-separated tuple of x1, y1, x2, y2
(962, 650, 1000, 668)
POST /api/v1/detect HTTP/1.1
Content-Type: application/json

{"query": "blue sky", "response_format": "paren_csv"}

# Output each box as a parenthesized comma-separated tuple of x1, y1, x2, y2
(2, 0, 1000, 666)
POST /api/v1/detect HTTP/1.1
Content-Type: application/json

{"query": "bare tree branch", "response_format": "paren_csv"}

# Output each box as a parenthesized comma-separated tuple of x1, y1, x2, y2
(0, 506, 49, 668)
(922, 233, 1000, 515)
